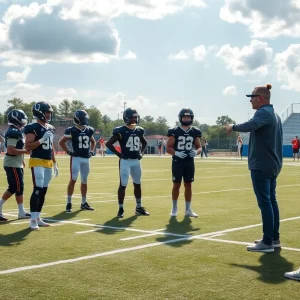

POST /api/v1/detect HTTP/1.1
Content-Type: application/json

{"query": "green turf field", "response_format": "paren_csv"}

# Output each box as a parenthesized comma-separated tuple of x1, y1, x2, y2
(0, 156, 300, 299)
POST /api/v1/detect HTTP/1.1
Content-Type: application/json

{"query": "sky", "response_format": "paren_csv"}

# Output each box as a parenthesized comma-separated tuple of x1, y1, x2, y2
(0, 0, 300, 126)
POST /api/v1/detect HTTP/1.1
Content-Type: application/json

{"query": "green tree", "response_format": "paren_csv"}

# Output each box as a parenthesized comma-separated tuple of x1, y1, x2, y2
(142, 116, 154, 122)
(58, 99, 72, 118)
(216, 115, 236, 126)
(0, 112, 4, 124)
(70, 100, 86, 113)
(86, 106, 104, 129)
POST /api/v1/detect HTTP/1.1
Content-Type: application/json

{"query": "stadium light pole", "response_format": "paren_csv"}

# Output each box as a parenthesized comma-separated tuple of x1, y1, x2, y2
(123, 102, 127, 112)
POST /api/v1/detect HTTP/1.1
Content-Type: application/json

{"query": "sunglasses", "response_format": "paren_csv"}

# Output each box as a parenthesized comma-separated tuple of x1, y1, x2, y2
(249, 94, 260, 99)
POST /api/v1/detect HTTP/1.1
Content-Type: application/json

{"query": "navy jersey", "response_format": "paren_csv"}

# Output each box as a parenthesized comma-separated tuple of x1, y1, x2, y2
(64, 126, 94, 158)
(5, 126, 24, 154)
(167, 126, 202, 159)
(24, 122, 55, 160)
(113, 125, 144, 159)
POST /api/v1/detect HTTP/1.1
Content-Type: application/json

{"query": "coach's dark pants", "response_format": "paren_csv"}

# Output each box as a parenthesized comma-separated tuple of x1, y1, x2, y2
(250, 170, 280, 245)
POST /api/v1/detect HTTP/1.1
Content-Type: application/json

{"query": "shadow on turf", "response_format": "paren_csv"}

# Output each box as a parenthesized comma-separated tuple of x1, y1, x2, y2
(230, 249, 295, 284)
(48, 209, 82, 221)
(94, 215, 138, 235)
(0, 227, 32, 247)
(156, 216, 200, 248)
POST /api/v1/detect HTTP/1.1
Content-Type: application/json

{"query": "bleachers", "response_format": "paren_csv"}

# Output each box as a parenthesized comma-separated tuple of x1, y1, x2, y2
(282, 113, 300, 145)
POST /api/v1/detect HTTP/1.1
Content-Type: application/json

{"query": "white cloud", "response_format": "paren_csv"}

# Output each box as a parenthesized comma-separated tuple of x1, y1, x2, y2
(167, 102, 179, 107)
(98, 92, 158, 120)
(275, 44, 300, 92)
(168, 50, 189, 60)
(220, 0, 300, 39)
(6, 67, 31, 82)
(59, 0, 207, 21)
(223, 85, 237, 95)
(193, 45, 206, 61)
(122, 51, 137, 60)
(56, 88, 78, 96)
(0, 1, 120, 66)
(169, 45, 209, 61)
(216, 40, 273, 76)
(14, 83, 41, 90)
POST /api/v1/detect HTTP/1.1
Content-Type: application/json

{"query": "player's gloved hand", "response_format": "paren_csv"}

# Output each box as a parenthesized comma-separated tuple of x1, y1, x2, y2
(39, 131, 53, 144)
(88, 151, 94, 158)
(189, 150, 198, 157)
(53, 162, 59, 178)
(66, 150, 74, 156)
(174, 151, 187, 159)
(138, 154, 143, 160)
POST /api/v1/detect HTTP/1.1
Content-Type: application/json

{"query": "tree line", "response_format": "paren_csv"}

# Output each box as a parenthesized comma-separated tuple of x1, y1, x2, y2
(0, 98, 237, 138)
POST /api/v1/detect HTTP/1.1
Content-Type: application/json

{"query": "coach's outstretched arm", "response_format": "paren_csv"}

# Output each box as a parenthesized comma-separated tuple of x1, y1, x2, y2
(106, 135, 123, 158)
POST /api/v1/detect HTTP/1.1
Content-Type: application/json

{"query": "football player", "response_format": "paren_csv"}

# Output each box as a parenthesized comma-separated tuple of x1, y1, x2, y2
(58, 110, 96, 213)
(0, 109, 30, 222)
(106, 108, 148, 218)
(166, 108, 202, 217)
(24, 102, 58, 230)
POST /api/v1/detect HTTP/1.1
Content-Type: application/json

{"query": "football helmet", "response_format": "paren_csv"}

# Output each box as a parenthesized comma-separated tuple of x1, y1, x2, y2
(74, 110, 89, 127)
(178, 108, 194, 126)
(32, 102, 53, 123)
(123, 108, 140, 125)
(7, 109, 28, 128)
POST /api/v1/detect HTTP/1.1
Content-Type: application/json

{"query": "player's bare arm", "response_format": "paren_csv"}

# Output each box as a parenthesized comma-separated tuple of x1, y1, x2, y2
(140, 136, 147, 154)
(7, 144, 27, 156)
(166, 136, 176, 155)
(90, 136, 96, 153)
(58, 136, 71, 153)
(106, 135, 122, 158)
(25, 133, 40, 151)
(194, 137, 202, 155)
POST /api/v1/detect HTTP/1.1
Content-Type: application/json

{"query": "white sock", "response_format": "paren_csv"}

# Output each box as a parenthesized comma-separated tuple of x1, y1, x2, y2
(172, 200, 178, 208)
(18, 203, 25, 214)
(0, 199, 5, 214)
(185, 201, 191, 211)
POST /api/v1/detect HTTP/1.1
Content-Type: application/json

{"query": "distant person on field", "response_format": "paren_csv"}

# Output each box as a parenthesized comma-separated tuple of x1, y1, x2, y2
(200, 136, 208, 158)
(291, 136, 299, 161)
(157, 139, 162, 155)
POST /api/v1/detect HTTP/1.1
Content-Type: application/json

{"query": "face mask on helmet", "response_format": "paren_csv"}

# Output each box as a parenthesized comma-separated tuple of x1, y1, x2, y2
(123, 108, 140, 125)
(178, 108, 194, 126)
(32, 102, 53, 123)
(7, 109, 28, 128)
(74, 110, 90, 127)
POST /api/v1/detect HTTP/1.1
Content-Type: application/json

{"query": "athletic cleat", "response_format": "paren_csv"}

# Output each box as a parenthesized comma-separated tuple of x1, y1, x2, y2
(135, 207, 150, 216)
(18, 212, 31, 219)
(254, 239, 281, 248)
(37, 219, 50, 227)
(81, 202, 94, 211)
(66, 203, 72, 213)
(117, 207, 124, 218)
(285, 268, 300, 281)
(185, 209, 198, 218)
(0, 214, 8, 222)
(247, 240, 274, 253)
(30, 219, 39, 230)
(170, 207, 178, 217)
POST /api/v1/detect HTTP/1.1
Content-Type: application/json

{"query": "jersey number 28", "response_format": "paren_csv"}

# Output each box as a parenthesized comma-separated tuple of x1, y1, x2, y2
(177, 136, 193, 150)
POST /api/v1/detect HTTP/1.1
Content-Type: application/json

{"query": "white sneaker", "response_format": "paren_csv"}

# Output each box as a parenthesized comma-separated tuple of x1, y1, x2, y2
(284, 268, 300, 281)
(170, 207, 178, 217)
(30, 219, 39, 230)
(18, 212, 31, 219)
(37, 219, 50, 227)
(185, 209, 198, 218)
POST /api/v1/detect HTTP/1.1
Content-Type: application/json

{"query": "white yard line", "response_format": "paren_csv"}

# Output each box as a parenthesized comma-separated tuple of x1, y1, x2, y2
(1, 216, 300, 275)
(120, 229, 166, 241)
